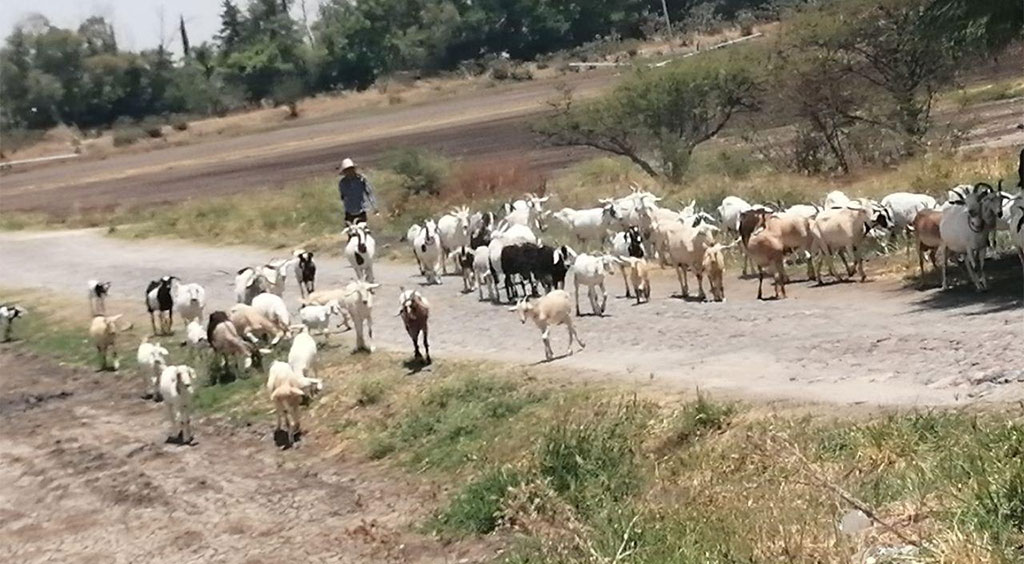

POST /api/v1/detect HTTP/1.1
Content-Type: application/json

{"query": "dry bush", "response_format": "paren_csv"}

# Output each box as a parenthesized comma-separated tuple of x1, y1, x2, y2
(442, 156, 547, 205)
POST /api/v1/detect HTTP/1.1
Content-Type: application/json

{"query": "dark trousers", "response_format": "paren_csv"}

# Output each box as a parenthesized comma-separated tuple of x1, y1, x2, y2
(345, 211, 367, 225)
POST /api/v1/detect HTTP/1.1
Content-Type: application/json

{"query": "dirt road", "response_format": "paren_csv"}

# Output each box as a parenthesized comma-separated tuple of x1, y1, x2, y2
(2, 229, 1021, 407)
(0, 349, 493, 563)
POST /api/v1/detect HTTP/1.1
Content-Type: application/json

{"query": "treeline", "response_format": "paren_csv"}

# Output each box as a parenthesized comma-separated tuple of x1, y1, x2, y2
(1, 0, 779, 133)
(538, 0, 1023, 179)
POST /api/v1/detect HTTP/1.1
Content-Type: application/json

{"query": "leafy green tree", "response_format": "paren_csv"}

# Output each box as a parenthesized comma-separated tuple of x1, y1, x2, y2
(537, 48, 761, 180)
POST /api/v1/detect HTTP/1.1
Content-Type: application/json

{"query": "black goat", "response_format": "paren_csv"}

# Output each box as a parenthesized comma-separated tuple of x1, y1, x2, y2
(527, 245, 576, 293)
(499, 244, 538, 301)
(294, 250, 316, 297)
(145, 276, 177, 336)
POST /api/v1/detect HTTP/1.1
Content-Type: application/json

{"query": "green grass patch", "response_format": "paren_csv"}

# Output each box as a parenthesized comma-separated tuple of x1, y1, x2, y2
(434, 466, 525, 536)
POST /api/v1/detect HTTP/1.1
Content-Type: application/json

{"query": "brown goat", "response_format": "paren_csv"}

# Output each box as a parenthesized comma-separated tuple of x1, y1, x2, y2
(398, 288, 431, 364)
(913, 209, 943, 286)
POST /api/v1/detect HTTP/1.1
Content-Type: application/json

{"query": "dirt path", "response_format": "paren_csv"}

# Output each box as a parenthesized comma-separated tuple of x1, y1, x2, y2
(0, 348, 492, 563)
(2, 229, 1021, 407)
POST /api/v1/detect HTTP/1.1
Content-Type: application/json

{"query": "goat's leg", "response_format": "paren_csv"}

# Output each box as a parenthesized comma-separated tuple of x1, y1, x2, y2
(940, 246, 950, 290)
(423, 326, 431, 364)
(741, 247, 749, 277)
(675, 266, 685, 296)
(757, 268, 765, 300)
(411, 330, 422, 361)
(964, 250, 984, 292)
(917, 243, 927, 287)
(541, 327, 553, 359)
(574, 280, 582, 317)
(776, 259, 787, 298)
(695, 270, 706, 300)
(621, 266, 632, 298)
(598, 282, 608, 315)
(854, 246, 866, 282)
(183, 413, 193, 444)
(149, 312, 157, 336)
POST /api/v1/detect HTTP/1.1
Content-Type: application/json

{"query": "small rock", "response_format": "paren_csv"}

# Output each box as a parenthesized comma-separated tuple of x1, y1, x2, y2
(839, 509, 871, 536)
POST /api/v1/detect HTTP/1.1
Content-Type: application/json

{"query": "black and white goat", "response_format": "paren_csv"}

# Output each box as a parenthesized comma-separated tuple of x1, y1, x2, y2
(293, 249, 317, 298)
(0, 304, 26, 342)
(146, 276, 178, 336)
(611, 226, 645, 297)
(87, 279, 111, 316)
(529, 245, 576, 293)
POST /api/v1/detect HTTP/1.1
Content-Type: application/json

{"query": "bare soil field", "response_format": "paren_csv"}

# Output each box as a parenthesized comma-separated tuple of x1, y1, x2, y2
(2, 229, 1021, 407)
(0, 72, 617, 215)
(0, 348, 494, 563)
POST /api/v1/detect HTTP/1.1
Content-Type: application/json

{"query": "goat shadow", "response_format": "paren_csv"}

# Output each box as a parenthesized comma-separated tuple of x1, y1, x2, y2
(402, 357, 433, 375)
(273, 428, 303, 449)
(529, 352, 574, 365)
(669, 294, 709, 303)
(164, 432, 197, 447)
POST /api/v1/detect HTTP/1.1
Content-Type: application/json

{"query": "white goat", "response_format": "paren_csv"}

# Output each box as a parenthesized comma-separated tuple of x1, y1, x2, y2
(437, 206, 471, 273)
(173, 282, 206, 327)
(184, 319, 209, 349)
(340, 280, 379, 352)
(259, 258, 295, 297)
(881, 192, 938, 233)
(784, 204, 821, 220)
(504, 193, 550, 230)
(473, 245, 495, 301)
(298, 300, 344, 339)
(413, 219, 444, 284)
(939, 184, 1005, 291)
(234, 267, 267, 304)
(251, 292, 291, 332)
(509, 290, 585, 361)
(137, 339, 170, 399)
(159, 365, 197, 444)
(287, 325, 319, 379)
(823, 190, 851, 209)
(570, 253, 620, 316)
(552, 201, 619, 249)
(717, 196, 753, 236)
(344, 222, 376, 283)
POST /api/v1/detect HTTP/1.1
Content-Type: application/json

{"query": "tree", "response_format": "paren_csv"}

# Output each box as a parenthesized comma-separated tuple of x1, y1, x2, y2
(216, 0, 245, 57)
(78, 16, 117, 56)
(537, 48, 761, 181)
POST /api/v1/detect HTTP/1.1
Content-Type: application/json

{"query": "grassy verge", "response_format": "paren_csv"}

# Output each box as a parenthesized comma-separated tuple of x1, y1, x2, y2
(4, 289, 1022, 562)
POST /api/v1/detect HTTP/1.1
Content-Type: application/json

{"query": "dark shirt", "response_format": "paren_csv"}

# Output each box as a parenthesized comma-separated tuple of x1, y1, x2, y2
(338, 174, 377, 214)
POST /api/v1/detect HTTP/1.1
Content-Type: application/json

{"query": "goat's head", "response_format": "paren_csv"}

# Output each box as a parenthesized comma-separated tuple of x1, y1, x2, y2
(90, 281, 112, 297)
(508, 298, 534, 323)
(1, 304, 26, 320)
(553, 245, 578, 267)
(173, 366, 197, 396)
(105, 314, 133, 334)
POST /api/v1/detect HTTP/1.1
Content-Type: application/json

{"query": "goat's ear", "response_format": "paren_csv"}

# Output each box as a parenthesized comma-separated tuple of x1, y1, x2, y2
(552, 250, 562, 265)
(109, 314, 123, 322)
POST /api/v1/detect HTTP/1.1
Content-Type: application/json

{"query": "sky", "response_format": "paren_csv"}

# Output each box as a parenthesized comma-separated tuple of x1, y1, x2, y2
(0, 0, 316, 57)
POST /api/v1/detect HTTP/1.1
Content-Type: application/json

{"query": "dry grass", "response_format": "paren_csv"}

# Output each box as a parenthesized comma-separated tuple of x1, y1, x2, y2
(4, 288, 1024, 562)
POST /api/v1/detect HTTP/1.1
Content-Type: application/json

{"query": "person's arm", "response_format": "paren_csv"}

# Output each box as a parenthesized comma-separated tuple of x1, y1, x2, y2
(363, 176, 379, 212)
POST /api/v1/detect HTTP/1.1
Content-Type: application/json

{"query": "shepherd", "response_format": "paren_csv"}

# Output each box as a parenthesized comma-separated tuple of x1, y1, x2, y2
(337, 158, 378, 226)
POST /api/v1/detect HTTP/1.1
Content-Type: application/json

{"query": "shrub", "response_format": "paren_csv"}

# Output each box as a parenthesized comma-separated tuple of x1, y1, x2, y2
(435, 466, 524, 535)
(139, 117, 165, 138)
(112, 127, 147, 147)
(383, 147, 450, 195)
(169, 115, 189, 131)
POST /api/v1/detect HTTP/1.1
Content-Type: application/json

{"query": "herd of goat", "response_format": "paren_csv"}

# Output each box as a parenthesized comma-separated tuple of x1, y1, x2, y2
(1, 152, 1021, 449)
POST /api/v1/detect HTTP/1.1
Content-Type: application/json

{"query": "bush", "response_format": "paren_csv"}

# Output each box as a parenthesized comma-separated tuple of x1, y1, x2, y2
(435, 466, 524, 535)
(112, 127, 147, 147)
(383, 147, 450, 195)
(139, 118, 165, 138)
(169, 115, 189, 131)
(355, 378, 388, 406)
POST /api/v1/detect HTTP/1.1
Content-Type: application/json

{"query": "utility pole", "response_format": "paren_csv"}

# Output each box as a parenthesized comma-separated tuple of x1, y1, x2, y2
(660, 0, 673, 36)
